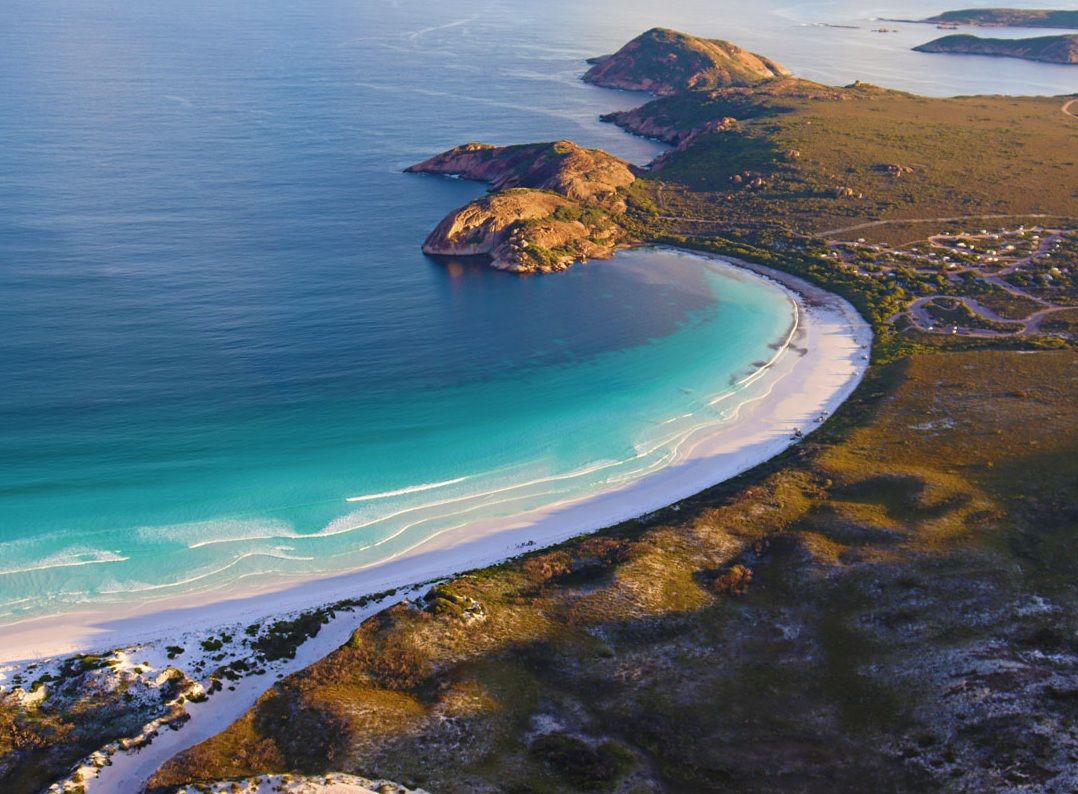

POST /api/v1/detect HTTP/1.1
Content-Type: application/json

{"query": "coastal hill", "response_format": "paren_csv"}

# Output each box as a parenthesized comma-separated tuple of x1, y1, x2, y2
(406, 140, 636, 212)
(914, 32, 1078, 63)
(921, 8, 1078, 28)
(583, 27, 789, 95)
(407, 140, 637, 272)
(411, 25, 1075, 274)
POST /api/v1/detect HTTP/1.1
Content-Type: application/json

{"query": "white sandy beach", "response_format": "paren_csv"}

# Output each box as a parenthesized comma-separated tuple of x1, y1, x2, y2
(0, 253, 869, 665)
(1, 253, 871, 793)
(0, 253, 871, 663)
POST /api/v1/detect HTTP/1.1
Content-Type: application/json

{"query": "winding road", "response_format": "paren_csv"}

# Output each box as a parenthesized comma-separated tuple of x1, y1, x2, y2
(886, 228, 1074, 338)
(906, 296, 1069, 338)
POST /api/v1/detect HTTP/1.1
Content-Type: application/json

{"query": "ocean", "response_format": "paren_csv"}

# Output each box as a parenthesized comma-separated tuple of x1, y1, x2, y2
(0, 0, 1072, 623)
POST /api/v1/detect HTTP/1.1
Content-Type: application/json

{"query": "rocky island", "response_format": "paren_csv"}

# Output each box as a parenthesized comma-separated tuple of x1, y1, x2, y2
(914, 32, 1078, 63)
(918, 8, 1078, 28)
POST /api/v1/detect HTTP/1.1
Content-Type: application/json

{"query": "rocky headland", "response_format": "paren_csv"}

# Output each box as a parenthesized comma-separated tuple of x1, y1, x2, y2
(408, 140, 636, 272)
(913, 32, 1078, 64)
(419, 189, 628, 273)
(405, 141, 636, 211)
(583, 27, 789, 96)
(408, 27, 793, 274)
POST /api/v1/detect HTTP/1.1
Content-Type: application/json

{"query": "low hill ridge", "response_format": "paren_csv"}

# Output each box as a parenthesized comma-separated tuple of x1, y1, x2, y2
(914, 32, 1078, 64)
(922, 8, 1078, 28)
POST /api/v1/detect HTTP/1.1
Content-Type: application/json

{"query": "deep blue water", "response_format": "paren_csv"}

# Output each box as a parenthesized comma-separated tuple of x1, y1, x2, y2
(1, 0, 1072, 622)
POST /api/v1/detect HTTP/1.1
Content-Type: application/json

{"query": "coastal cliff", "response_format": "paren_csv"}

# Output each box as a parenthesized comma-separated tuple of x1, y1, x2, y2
(583, 27, 789, 95)
(421, 189, 628, 272)
(405, 140, 636, 212)
(913, 33, 1078, 64)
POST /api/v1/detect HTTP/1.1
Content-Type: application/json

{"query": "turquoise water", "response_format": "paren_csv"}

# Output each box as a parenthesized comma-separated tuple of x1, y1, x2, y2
(1, 0, 1071, 624)
(0, 248, 793, 619)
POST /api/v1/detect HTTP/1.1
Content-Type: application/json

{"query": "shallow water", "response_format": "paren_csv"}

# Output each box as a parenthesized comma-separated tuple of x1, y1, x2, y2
(0, 0, 1071, 623)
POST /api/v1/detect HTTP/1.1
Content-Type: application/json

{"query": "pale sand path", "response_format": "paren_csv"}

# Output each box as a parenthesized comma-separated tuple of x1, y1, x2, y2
(3, 250, 871, 793)
(82, 592, 413, 794)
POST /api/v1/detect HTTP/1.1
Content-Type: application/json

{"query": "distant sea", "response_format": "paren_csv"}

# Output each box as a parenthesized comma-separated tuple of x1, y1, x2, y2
(0, 0, 1071, 624)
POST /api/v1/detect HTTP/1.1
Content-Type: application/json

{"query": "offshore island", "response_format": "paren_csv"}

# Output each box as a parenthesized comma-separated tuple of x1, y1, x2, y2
(2, 26, 1077, 794)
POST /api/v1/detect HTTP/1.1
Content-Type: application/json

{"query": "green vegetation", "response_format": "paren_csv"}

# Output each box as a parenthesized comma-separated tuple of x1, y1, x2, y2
(920, 296, 1014, 331)
(949, 274, 1043, 318)
(250, 610, 331, 662)
(551, 203, 611, 228)
(529, 733, 637, 790)
(1040, 306, 1078, 337)
(623, 85, 1075, 235)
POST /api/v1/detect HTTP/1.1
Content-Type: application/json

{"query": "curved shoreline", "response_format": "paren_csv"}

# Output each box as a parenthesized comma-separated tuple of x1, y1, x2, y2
(1, 251, 871, 793)
(0, 251, 869, 665)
